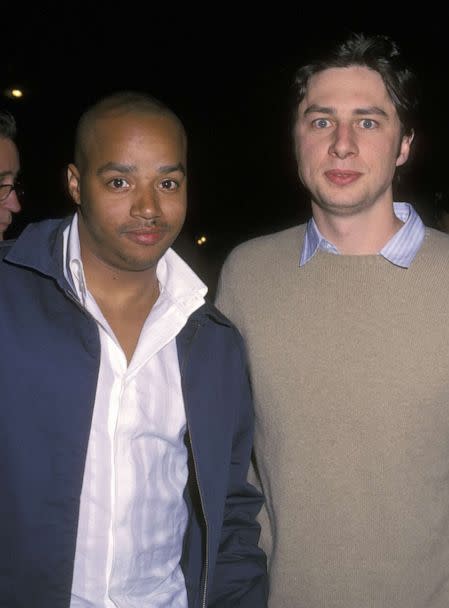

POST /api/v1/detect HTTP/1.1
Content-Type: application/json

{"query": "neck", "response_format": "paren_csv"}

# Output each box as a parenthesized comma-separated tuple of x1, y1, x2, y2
(80, 246, 159, 306)
(312, 203, 403, 255)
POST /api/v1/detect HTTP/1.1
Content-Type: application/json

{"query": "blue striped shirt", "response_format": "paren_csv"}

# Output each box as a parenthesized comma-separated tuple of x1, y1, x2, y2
(299, 202, 425, 268)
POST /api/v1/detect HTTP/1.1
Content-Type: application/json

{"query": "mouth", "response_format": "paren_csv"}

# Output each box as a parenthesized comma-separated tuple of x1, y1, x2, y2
(122, 226, 169, 246)
(324, 170, 362, 186)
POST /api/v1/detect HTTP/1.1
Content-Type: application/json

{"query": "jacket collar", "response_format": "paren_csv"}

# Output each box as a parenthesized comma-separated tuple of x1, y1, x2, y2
(4, 215, 232, 329)
(5, 216, 72, 289)
(188, 299, 233, 327)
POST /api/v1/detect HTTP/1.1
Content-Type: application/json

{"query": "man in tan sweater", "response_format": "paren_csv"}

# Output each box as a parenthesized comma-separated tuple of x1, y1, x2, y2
(216, 32, 449, 607)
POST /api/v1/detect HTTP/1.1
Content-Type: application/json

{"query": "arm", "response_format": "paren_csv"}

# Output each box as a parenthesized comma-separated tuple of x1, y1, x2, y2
(207, 331, 268, 607)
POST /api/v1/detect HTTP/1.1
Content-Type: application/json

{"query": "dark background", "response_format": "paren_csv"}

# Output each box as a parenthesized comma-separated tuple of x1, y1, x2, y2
(3, 7, 448, 295)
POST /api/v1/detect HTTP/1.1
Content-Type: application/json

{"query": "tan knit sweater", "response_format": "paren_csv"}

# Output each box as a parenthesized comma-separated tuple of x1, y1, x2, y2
(216, 224, 449, 608)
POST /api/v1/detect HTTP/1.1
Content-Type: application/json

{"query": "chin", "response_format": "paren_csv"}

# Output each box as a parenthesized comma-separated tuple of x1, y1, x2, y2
(317, 196, 370, 215)
(125, 259, 160, 272)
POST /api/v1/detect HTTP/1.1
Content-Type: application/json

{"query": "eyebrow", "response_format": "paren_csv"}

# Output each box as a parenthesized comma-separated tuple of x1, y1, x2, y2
(303, 104, 389, 118)
(96, 162, 186, 176)
(0, 170, 14, 179)
(159, 163, 186, 175)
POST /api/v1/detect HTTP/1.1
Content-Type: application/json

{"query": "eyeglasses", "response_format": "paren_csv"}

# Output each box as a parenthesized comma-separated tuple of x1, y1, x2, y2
(0, 182, 24, 203)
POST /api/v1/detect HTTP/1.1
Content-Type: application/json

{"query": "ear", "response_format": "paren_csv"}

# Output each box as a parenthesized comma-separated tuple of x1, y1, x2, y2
(67, 163, 81, 206)
(396, 130, 414, 168)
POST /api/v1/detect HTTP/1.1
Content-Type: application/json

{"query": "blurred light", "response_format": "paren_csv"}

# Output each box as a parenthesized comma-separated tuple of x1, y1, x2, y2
(3, 87, 25, 100)
(196, 235, 207, 246)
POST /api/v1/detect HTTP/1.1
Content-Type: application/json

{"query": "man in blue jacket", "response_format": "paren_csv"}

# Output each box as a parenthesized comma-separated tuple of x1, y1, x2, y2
(0, 91, 267, 607)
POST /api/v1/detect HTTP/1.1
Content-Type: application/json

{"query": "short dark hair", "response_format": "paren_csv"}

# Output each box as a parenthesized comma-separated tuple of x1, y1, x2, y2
(74, 90, 185, 169)
(0, 109, 17, 140)
(292, 32, 419, 137)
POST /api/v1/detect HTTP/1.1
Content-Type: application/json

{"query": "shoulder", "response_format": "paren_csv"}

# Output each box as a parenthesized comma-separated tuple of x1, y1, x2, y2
(424, 226, 449, 246)
(403, 227, 449, 284)
(191, 300, 248, 347)
(191, 299, 244, 336)
(0, 217, 70, 260)
(0, 238, 14, 260)
(229, 224, 306, 257)
(180, 300, 249, 363)
(421, 227, 449, 261)
(222, 224, 306, 274)
(215, 224, 306, 320)
(0, 217, 71, 291)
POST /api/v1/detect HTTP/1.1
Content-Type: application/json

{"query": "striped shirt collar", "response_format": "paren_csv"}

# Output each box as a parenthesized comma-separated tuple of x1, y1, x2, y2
(299, 202, 425, 268)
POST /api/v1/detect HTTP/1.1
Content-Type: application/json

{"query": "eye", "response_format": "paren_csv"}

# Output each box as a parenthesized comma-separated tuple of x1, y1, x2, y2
(312, 118, 332, 129)
(159, 178, 179, 191)
(359, 118, 378, 129)
(107, 177, 130, 190)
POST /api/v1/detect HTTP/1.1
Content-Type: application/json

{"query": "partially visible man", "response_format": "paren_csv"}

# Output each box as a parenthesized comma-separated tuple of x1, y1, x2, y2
(0, 109, 22, 239)
(0, 91, 267, 607)
(216, 33, 449, 607)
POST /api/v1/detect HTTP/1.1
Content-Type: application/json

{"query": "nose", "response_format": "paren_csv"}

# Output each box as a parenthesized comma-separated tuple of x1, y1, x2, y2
(1, 190, 21, 213)
(130, 188, 161, 219)
(328, 123, 358, 159)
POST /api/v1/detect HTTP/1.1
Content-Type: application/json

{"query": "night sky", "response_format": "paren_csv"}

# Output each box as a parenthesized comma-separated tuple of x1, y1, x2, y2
(3, 7, 448, 293)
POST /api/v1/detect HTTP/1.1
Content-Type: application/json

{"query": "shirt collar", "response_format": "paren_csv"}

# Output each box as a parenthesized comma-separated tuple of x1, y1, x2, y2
(62, 214, 208, 314)
(299, 202, 425, 268)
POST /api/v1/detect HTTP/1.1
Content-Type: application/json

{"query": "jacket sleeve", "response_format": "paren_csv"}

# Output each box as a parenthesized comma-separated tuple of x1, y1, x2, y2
(207, 330, 268, 607)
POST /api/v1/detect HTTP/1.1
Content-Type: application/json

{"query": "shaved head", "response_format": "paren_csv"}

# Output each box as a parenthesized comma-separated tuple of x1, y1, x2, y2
(74, 91, 186, 171)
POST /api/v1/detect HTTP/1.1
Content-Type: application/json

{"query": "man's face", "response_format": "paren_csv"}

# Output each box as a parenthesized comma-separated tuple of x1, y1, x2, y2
(67, 111, 187, 273)
(0, 137, 21, 240)
(293, 65, 413, 218)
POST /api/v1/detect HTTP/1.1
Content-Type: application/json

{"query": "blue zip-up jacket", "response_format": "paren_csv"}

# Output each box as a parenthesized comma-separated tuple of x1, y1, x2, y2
(0, 218, 267, 608)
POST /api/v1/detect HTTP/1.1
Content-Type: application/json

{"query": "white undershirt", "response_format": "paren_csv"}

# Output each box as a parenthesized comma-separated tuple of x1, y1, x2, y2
(64, 215, 207, 607)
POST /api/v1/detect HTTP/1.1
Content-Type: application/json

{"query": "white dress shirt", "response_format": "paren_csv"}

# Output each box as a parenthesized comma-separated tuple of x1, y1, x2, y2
(64, 215, 207, 607)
